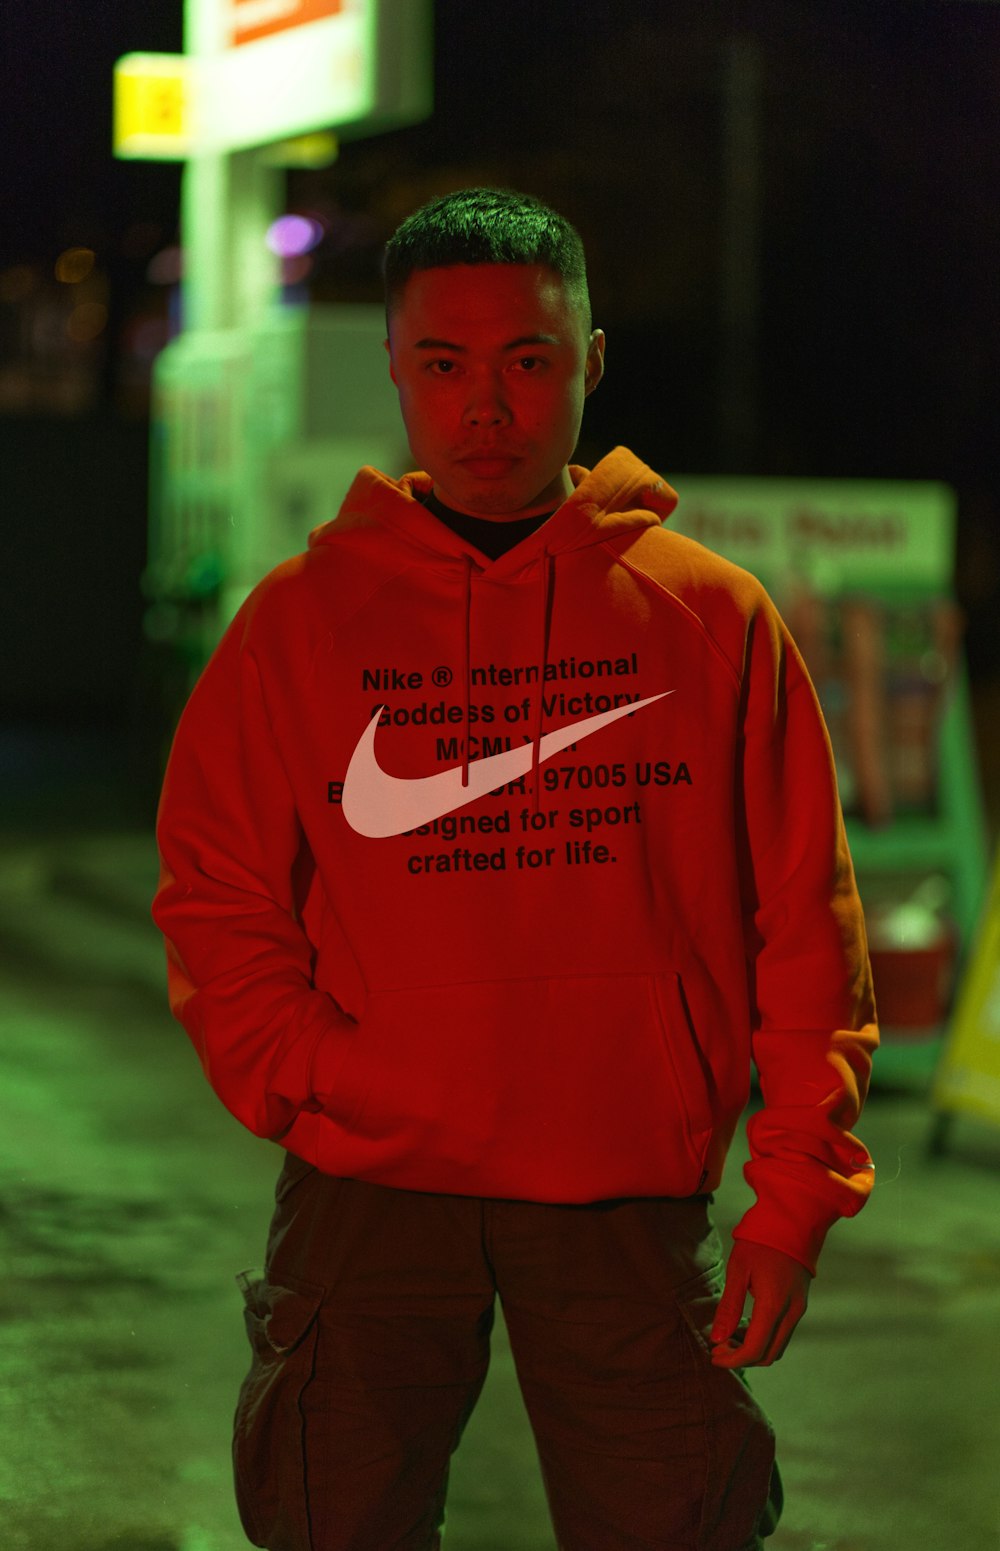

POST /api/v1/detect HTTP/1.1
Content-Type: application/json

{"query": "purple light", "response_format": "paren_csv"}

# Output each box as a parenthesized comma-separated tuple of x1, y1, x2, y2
(266, 215, 324, 258)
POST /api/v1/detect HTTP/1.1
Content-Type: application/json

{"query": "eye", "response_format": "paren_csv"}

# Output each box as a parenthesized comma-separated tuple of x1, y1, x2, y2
(511, 356, 546, 372)
(426, 358, 459, 375)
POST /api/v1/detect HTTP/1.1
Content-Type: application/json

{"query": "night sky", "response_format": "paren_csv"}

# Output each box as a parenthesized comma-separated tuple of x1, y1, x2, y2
(3, 0, 1000, 738)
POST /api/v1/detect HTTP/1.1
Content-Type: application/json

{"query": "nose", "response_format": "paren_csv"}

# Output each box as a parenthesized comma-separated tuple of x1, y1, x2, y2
(461, 373, 512, 428)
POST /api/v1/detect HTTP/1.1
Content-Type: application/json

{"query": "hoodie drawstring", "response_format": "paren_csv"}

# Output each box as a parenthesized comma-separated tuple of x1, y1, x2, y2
(461, 555, 473, 788)
(460, 547, 552, 804)
(531, 550, 554, 813)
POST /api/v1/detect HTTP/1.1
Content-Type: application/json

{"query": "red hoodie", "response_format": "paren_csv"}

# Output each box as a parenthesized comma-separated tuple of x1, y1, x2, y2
(152, 446, 878, 1275)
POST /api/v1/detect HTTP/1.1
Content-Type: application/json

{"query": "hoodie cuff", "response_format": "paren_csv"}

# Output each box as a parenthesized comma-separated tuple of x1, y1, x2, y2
(306, 1003, 362, 1116)
(267, 993, 360, 1118)
(731, 1192, 836, 1277)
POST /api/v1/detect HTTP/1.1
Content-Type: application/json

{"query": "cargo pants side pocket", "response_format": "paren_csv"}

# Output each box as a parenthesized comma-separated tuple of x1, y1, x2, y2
(672, 1262, 782, 1549)
(233, 1268, 325, 1551)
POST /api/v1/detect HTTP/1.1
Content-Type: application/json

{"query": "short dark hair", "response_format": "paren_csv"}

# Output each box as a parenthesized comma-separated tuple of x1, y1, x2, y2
(383, 186, 592, 334)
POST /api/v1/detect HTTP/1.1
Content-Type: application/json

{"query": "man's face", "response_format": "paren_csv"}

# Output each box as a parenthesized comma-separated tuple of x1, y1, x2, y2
(385, 263, 605, 521)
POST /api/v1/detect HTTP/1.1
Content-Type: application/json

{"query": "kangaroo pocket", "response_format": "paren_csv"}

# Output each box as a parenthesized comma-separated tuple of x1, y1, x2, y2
(321, 971, 716, 1202)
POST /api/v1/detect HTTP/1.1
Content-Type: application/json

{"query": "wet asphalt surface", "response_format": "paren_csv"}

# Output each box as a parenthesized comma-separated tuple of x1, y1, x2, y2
(1, 828, 998, 1551)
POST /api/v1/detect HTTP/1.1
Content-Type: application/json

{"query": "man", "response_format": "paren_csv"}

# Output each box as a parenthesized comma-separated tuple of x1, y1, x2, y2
(153, 187, 878, 1551)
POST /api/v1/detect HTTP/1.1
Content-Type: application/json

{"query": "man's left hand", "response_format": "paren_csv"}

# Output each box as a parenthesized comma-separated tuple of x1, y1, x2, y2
(709, 1240, 812, 1368)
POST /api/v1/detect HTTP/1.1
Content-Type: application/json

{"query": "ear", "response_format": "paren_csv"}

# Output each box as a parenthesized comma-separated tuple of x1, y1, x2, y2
(383, 336, 398, 386)
(584, 329, 605, 396)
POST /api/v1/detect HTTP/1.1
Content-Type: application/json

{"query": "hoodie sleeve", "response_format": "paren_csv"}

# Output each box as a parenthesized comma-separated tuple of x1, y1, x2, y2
(151, 594, 356, 1142)
(730, 594, 879, 1276)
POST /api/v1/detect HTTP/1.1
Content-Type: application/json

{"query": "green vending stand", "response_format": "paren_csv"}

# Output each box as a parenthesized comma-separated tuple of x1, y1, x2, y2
(143, 308, 409, 670)
(669, 476, 991, 1101)
(114, 0, 431, 673)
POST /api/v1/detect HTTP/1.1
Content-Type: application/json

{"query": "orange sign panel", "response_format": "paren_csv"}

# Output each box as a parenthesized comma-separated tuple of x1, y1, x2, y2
(230, 0, 347, 48)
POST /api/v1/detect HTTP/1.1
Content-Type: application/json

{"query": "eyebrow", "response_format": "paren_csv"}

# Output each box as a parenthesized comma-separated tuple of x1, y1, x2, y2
(412, 333, 562, 351)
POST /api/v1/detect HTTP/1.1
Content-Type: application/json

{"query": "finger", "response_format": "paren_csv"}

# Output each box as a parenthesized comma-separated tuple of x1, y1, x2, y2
(710, 1300, 744, 1345)
(710, 1311, 749, 1352)
(710, 1337, 747, 1368)
(710, 1271, 750, 1344)
(710, 1318, 764, 1367)
(767, 1302, 808, 1364)
(712, 1299, 789, 1368)
(717, 1298, 806, 1368)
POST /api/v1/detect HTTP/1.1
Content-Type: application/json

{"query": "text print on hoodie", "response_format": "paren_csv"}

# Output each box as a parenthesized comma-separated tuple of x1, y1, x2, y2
(153, 447, 879, 1275)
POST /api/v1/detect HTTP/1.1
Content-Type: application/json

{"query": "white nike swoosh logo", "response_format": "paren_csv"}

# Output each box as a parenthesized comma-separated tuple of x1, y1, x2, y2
(342, 691, 674, 838)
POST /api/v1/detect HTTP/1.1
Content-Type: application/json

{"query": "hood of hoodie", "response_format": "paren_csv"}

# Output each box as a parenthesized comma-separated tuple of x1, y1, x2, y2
(307, 445, 679, 572)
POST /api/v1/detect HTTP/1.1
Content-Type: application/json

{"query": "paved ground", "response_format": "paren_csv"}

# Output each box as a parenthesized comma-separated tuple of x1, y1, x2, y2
(1, 826, 999, 1551)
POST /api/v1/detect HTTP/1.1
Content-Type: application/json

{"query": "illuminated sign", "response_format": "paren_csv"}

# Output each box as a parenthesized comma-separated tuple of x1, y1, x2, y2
(669, 478, 955, 594)
(114, 0, 430, 160)
(114, 54, 193, 158)
(230, 0, 347, 48)
(208, 5, 372, 150)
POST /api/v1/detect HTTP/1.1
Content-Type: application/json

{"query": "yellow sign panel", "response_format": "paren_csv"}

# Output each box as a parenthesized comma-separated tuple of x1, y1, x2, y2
(114, 54, 192, 159)
(932, 846, 1000, 1125)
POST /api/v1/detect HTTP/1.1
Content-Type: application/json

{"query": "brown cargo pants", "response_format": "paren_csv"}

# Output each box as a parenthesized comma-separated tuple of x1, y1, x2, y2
(232, 1152, 781, 1551)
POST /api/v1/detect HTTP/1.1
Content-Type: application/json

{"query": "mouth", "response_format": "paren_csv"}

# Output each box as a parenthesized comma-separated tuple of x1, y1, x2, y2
(457, 456, 522, 479)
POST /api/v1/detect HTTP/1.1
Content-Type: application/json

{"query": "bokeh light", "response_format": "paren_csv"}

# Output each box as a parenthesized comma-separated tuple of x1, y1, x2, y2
(55, 247, 96, 284)
(0, 265, 38, 303)
(66, 302, 109, 342)
(282, 253, 314, 286)
(146, 246, 184, 284)
(266, 214, 324, 257)
(130, 316, 171, 361)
